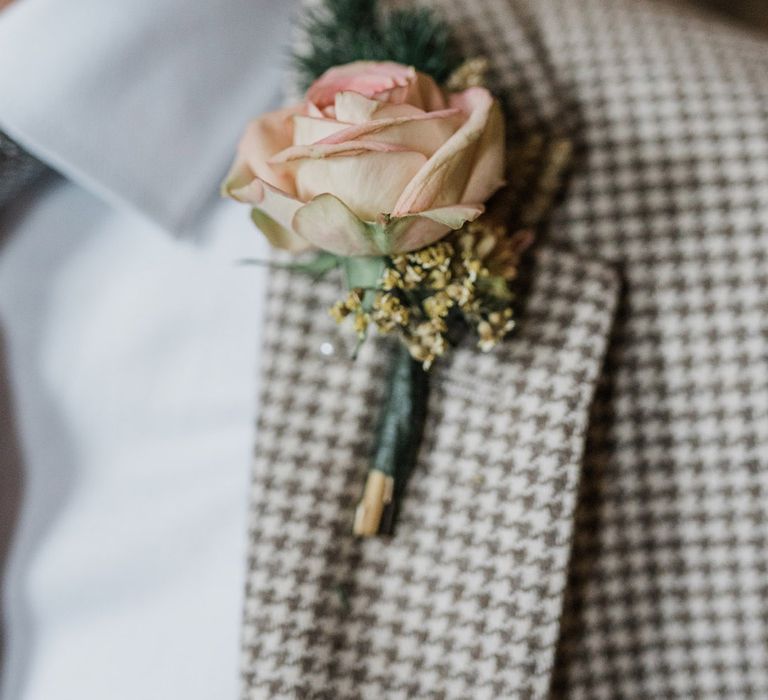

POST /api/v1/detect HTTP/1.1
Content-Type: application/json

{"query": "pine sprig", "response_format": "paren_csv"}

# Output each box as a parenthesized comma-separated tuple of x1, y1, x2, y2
(294, 0, 461, 90)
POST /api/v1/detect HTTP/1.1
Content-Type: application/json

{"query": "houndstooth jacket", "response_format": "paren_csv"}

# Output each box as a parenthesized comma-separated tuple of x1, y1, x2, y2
(240, 0, 768, 698)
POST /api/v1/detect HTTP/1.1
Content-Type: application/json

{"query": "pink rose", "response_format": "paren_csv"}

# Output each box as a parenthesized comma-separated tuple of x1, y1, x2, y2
(223, 61, 505, 256)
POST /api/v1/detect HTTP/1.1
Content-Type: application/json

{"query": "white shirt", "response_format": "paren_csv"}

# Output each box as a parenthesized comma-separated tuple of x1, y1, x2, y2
(0, 1, 298, 698)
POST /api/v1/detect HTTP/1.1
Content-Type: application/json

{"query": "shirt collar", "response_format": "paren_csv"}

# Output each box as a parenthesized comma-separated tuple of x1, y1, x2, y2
(0, 0, 298, 235)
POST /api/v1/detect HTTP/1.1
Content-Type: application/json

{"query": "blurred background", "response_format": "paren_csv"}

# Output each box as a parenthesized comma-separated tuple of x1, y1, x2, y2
(698, 0, 768, 30)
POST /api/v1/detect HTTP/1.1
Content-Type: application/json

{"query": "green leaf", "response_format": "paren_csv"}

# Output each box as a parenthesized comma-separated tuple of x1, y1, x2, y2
(295, 252, 343, 279)
(238, 252, 341, 280)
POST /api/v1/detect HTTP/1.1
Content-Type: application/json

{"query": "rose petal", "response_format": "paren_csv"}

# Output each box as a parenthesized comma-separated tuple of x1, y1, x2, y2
(393, 88, 503, 216)
(405, 71, 449, 112)
(306, 101, 325, 118)
(296, 151, 426, 222)
(306, 61, 417, 109)
(229, 176, 304, 234)
(334, 91, 425, 124)
(270, 140, 409, 163)
(221, 158, 262, 201)
(292, 197, 483, 256)
(223, 105, 303, 195)
(292, 194, 382, 256)
(415, 203, 485, 229)
(292, 115, 347, 145)
(460, 98, 506, 202)
(386, 203, 485, 253)
(334, 91, 381, 123)
(250, 207, 312, 253)
(225, 175, 308, 252)
(271, 141, 427, 221)
(317, 108, 462, 157)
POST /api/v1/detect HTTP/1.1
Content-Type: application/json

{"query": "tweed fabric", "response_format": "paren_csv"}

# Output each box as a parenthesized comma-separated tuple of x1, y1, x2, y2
(242, 0, 768, 697)
(0, 131, 47, 212)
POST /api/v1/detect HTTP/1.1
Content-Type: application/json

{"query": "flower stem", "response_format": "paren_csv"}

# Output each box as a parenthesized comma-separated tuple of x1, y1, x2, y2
(353, 342, 429, 536)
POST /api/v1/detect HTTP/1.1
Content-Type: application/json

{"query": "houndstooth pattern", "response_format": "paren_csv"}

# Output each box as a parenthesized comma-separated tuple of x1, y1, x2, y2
(242, 0, 768, 697)
(530, 2, 768, 698)
(242, 247, 618, 698)
(0, 131, 47, 212)
(428, 0, 768, 697)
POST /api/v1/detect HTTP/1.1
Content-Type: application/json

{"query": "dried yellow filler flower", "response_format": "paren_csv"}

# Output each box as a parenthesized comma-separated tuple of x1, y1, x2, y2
(330, 216, 532, 369)
(445, 56, 491, 91)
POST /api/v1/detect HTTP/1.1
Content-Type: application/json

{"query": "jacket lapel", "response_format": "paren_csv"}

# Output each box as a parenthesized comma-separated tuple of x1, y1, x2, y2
(242, 243, 618, 697)
(242, 0, 616, 695)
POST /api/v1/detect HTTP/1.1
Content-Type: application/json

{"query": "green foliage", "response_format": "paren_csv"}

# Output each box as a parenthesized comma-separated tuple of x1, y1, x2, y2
(239, 251, 341, 280)
(341, 255, 385, 293)
(294, 0, 461, 90)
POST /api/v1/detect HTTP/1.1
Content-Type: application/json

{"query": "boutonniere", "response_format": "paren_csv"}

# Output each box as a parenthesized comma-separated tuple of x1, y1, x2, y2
(223, 0, 571, 537)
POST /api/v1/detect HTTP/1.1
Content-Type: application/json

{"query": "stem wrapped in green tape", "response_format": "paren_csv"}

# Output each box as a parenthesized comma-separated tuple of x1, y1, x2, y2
(353, 342, 429, 536)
